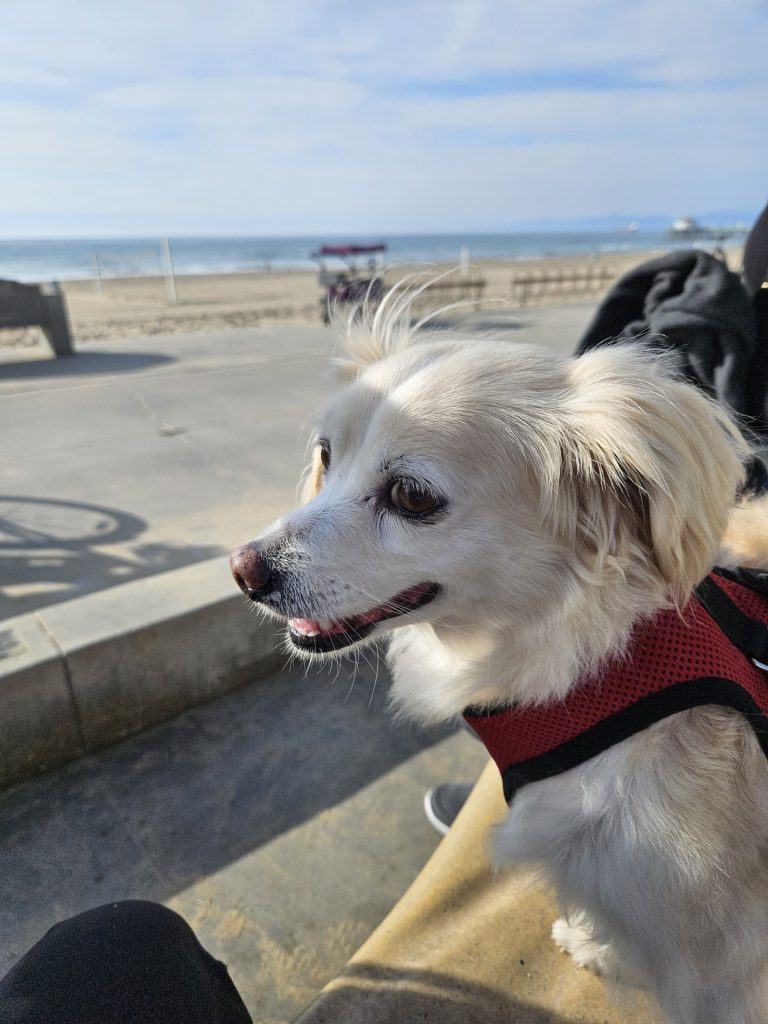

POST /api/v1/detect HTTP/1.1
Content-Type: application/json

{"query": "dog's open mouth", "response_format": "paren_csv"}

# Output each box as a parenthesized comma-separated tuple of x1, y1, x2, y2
(287, 581, 439, 653)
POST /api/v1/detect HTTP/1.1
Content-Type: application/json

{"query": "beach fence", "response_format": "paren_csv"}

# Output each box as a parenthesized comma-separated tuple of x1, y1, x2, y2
(510, 265, 616, 306)
(90, 240, 276, 302)
(95, 239, 176, 303)
(405, 274, 487, 311)
(91, 243, 168, 295)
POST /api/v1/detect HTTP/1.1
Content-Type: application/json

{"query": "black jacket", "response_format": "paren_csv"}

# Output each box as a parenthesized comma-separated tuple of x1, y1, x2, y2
(576, 205, 768, 491)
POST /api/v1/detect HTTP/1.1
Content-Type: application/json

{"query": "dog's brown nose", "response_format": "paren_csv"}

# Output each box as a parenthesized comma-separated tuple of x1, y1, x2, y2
(229, 543, 274, 599)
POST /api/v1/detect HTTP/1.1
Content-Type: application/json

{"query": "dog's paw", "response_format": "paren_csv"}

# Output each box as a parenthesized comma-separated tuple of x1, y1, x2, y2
(551, 916, 616, 978)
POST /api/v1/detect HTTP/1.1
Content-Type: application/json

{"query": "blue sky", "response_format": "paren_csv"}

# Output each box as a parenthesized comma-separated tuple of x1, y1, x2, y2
(0, 0, 766, 237)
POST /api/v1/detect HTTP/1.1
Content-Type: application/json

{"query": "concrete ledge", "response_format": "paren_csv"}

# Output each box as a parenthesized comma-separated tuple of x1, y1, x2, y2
(0, 616, 84, 781)
(0, 557, 282, 790)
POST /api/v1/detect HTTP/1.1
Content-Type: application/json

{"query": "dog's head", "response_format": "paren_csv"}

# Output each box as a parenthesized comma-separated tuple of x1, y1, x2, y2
(231, 329, 747, 689)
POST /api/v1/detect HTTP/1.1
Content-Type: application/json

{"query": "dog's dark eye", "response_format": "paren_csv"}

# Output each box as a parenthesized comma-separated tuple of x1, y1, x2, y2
(390, 478, 439, 516)
(318, 439, 331, 471)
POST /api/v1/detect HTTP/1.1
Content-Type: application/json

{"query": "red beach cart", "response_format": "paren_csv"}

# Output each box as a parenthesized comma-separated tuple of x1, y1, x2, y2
(311, 243, 387, 323)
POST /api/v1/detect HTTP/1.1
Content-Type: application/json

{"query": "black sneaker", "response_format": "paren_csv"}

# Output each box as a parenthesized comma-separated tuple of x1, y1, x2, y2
(423, 783, 473, 836)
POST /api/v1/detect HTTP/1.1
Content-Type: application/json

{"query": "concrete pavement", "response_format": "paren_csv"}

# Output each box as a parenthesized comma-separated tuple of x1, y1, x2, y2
(0, 654, 487, 1022)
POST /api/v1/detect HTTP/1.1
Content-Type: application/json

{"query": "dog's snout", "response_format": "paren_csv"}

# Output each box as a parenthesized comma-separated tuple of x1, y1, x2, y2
(229, 543, 274, 600)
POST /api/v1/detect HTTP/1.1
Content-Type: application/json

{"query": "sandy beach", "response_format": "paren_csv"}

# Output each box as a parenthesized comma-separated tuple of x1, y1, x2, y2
(1, 246, 743, 347)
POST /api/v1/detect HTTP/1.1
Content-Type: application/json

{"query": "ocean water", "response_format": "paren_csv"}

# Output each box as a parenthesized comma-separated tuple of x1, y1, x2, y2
(0, 231, 694, 283)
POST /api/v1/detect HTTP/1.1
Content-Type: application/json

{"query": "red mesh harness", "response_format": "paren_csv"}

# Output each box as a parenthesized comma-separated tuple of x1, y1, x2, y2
(463, 568, 768, 803)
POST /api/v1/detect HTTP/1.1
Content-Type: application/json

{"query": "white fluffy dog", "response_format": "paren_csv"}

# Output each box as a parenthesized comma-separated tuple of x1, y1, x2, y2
(230, 317, 768, 1023)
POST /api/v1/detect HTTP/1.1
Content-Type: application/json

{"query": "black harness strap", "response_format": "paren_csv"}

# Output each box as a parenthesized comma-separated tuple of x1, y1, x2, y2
(697, 569, 768, 666)
(466, 568, 768, 804)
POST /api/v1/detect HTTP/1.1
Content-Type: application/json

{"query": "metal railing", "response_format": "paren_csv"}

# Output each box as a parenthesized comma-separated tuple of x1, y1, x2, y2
(406, 276, 487, 310)
(511, 267, 615, 306)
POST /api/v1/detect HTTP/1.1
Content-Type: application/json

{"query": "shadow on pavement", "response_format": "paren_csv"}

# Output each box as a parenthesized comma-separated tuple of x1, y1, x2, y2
(416, 314, 526, 334)
(0, 656, 456, 975)
(0, 495, 223, 619)
(0, 350, 175, 379)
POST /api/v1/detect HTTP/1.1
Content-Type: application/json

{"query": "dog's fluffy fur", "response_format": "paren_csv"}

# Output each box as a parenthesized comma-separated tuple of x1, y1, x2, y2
(246, 318, 768, 1023)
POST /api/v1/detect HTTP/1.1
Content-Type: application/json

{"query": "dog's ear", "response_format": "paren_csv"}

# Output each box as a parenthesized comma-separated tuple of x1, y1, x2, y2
(561, 346, 747, 601)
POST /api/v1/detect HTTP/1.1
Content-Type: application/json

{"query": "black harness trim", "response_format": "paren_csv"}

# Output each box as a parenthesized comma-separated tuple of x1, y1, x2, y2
(697, 567, 768, 666)
(499, 676, 768, 803)
(465, 568, 768, 804)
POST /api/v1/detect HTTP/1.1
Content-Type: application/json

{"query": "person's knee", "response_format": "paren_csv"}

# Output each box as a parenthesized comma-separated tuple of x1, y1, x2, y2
(47, 900, 193, 947)
(0, 901, 240, 1024)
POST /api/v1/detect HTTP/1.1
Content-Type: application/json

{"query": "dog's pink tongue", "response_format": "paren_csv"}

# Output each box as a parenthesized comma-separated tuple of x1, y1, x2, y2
(290, 617, 319, 632)
(289, 617, 348, 636)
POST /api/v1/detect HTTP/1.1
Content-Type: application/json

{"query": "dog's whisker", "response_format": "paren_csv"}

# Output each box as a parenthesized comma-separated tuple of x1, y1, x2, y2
(330, 657, 343, 687)
(354, 640, 379, 688)
(366, 645, 382, 709)
(334, 579, 415, 607)
(344, 648, 361, 704)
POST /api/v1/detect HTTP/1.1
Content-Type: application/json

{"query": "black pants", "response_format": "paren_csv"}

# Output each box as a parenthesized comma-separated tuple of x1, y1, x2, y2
(0, 901, 252, 1024)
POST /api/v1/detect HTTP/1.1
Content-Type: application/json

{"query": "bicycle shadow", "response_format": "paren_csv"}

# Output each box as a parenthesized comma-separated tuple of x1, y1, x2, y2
(0, 495, 223, 619)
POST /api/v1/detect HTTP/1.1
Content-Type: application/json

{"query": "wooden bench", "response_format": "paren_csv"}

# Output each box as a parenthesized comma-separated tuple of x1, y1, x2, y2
(0, 279, 74, 357)
(511, 267, 615, 307)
